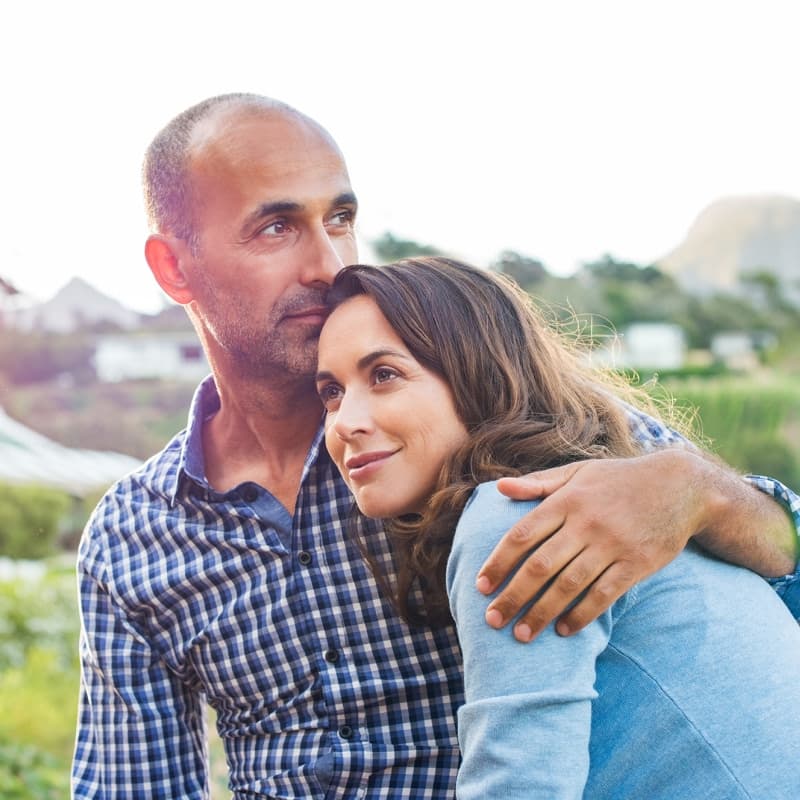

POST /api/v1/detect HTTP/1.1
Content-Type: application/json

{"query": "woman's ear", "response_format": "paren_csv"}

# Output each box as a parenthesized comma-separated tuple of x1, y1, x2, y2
(144, 235, 194, 305)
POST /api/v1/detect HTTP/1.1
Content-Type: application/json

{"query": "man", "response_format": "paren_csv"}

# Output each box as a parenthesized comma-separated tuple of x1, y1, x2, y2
(73, 93, 799, 798)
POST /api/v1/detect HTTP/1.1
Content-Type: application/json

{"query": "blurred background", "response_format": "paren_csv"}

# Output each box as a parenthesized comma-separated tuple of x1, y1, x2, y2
(1, 1, 798, 796)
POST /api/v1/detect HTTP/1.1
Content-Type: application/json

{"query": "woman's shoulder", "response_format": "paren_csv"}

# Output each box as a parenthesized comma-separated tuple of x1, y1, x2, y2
(461, 479, 541, 525)
(450, 480, 541, 574)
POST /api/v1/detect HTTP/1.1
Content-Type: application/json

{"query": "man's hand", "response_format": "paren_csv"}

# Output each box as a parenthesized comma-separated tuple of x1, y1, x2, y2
(475, 449, 782, 643)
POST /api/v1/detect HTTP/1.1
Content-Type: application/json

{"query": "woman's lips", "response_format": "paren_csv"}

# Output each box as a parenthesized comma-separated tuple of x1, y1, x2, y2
(345, 450, 397, 480)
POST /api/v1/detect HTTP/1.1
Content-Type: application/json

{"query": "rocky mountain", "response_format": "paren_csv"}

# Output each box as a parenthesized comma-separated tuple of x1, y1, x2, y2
(3, 276, 142, 333)
(657, 194, 800, 305)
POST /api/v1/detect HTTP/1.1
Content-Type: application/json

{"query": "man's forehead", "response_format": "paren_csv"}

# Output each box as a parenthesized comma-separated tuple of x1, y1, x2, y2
(189, 104, 339, 168)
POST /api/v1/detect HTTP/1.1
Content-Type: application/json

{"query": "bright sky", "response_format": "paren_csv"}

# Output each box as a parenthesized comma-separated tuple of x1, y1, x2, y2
(2, 0, 799, 313)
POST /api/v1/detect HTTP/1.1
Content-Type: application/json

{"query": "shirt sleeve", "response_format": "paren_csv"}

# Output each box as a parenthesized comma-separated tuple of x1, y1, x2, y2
(446, 483, 613, 800)
(624, 404, 800, 615)
(746, 473, 800, 618)
(72, 525, 209, 799)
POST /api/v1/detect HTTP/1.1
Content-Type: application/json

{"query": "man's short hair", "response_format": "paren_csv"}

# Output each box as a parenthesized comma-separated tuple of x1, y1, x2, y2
(142, 93, 295, 246)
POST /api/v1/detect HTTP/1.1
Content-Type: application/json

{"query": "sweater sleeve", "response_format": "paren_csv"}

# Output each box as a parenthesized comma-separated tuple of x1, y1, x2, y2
(446, 482, 614, 799)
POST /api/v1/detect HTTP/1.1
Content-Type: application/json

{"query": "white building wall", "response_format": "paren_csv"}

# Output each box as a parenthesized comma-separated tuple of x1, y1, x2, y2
(94, 333, 209, 382)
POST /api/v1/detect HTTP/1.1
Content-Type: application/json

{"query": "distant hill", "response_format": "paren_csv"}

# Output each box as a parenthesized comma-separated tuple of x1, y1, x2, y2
(657, 195, 800, 305)
(4, 276, 143, 332)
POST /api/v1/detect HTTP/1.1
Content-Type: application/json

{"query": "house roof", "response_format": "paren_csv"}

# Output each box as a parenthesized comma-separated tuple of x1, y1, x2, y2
(0, 407, 141, 496)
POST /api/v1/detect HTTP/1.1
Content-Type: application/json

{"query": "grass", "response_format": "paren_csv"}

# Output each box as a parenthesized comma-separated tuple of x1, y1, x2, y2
(663, 372, 800, 487)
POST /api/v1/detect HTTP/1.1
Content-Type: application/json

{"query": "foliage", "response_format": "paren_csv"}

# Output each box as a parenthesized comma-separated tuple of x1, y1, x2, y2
(371, 231, 443, 262)
(518, 254, 800, 352)
(0, 741, 66, 800)
(0, 565, 78, 799)
(491, 250, 547, 287)
(0, 484, 71, 558)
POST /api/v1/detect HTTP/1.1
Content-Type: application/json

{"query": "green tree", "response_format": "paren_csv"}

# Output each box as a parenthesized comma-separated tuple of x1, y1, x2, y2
(371, 232, 442, 262)
(491, 250, 547, 287)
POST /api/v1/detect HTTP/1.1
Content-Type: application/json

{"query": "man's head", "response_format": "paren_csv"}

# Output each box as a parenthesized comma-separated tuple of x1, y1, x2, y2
(143, 94, 358, 381)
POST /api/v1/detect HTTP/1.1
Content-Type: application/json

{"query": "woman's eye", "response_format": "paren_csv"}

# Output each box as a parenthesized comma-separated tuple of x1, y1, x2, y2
(318, 384, 342, 410)
(373, 367, 397, 384)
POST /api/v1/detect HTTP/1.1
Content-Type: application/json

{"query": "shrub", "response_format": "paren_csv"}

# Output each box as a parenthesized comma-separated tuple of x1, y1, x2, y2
(0, 484, 71, 559)
(0, 566, 78, 799)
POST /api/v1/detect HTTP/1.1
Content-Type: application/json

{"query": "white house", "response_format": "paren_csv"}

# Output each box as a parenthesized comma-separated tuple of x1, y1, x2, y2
(94, 331, 210, 383)
(591, 322, 687, 371)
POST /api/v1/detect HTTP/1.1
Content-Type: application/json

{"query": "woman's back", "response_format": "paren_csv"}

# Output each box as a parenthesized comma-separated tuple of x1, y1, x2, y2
(449, 481, 800, 799)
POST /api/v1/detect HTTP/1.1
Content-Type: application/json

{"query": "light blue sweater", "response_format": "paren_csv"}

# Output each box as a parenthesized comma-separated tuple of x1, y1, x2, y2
(447, 481, 800, 799)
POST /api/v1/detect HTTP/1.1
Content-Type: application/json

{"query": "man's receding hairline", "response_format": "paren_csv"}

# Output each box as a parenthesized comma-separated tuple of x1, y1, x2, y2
(190, 97, 331, 148)
(184, 99, 340, 175)
(142, 93, 340, 241)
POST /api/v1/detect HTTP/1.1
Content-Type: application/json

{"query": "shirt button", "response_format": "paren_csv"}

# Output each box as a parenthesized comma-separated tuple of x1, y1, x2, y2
(298, 551, 313, 566)
(324, 649, 340, 664)
(338, 725, 354, 740)
(242, 486, 258, 503)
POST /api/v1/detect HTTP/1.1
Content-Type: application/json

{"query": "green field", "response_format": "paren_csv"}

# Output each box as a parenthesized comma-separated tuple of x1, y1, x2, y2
(664, 374, 800, 488)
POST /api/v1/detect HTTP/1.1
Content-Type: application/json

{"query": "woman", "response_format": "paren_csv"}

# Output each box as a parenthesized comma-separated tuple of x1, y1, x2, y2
(315, 257, 800, 799)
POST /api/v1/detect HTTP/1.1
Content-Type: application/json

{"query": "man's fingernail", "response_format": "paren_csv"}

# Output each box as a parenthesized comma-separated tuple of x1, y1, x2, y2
(514, 623, 533, 642)
(556, 621, 570, 636)
(476, 575, 491, 594)
(485, 608, 503, 628)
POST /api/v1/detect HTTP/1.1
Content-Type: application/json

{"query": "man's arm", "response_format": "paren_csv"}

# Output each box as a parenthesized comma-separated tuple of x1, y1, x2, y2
(73, 533, 209, 799)
(476, 448, 799, 643)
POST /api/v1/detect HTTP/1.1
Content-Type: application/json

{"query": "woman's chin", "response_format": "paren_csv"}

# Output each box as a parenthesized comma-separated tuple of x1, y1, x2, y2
(357, 501, 424, 521)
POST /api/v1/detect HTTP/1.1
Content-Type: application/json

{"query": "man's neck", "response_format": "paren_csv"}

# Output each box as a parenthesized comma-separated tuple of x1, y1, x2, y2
(202, 372, 324, 515)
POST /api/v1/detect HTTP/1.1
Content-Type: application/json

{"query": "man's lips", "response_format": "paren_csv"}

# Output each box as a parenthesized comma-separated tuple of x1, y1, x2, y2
(282, 306, 329, 323)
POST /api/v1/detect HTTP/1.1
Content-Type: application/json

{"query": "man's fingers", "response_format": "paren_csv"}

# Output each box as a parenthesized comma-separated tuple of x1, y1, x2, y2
(504, 549, 608, 642)
(483, 523, 581, 628)
(496, 463, 583, 501)
(552, 562, 638, 638)
(476, 501, 566, 596)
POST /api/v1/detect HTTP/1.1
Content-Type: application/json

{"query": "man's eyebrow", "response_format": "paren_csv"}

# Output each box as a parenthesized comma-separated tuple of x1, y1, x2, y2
(241, 193, 357, 236)
(315, 348, 408, 383)
(241, 201, 302, 233)
(333, 192, 358, 209)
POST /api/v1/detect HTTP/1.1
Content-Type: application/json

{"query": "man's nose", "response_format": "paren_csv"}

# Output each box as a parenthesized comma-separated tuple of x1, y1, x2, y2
(301, 227, 347, 287)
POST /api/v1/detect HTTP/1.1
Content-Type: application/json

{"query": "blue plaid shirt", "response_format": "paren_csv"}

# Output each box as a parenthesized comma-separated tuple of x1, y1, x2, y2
(73, 377, 800, 799)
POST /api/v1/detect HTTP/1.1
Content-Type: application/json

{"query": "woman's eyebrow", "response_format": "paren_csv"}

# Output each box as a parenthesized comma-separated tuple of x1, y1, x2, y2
(315, 348, 408, 383)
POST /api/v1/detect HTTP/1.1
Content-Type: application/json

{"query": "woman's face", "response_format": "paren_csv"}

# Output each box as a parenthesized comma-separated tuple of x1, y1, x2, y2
(317, 294, 468, 518)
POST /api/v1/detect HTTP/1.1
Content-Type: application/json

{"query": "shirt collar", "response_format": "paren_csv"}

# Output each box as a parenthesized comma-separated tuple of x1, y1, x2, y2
(168, 375, 219, 504)
(168, 375, 328, 505)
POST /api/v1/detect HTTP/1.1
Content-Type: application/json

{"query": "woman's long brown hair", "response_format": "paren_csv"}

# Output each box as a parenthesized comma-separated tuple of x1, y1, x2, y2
(326, 257, 677, 626)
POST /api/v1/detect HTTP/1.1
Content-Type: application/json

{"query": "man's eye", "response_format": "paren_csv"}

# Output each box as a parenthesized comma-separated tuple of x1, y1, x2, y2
(328, 210, 354, 226)
(261, 220, 289, 236)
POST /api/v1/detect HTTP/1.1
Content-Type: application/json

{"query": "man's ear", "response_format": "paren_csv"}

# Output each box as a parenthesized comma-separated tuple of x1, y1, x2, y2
(144, 235, 194, 305)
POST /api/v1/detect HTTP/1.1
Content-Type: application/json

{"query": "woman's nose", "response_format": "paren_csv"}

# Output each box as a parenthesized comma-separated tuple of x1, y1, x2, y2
(332, 390, 372, 440)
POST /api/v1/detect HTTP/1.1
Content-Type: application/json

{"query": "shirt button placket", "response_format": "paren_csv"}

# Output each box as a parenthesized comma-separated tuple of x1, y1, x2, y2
(297, 550, 313, 566)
